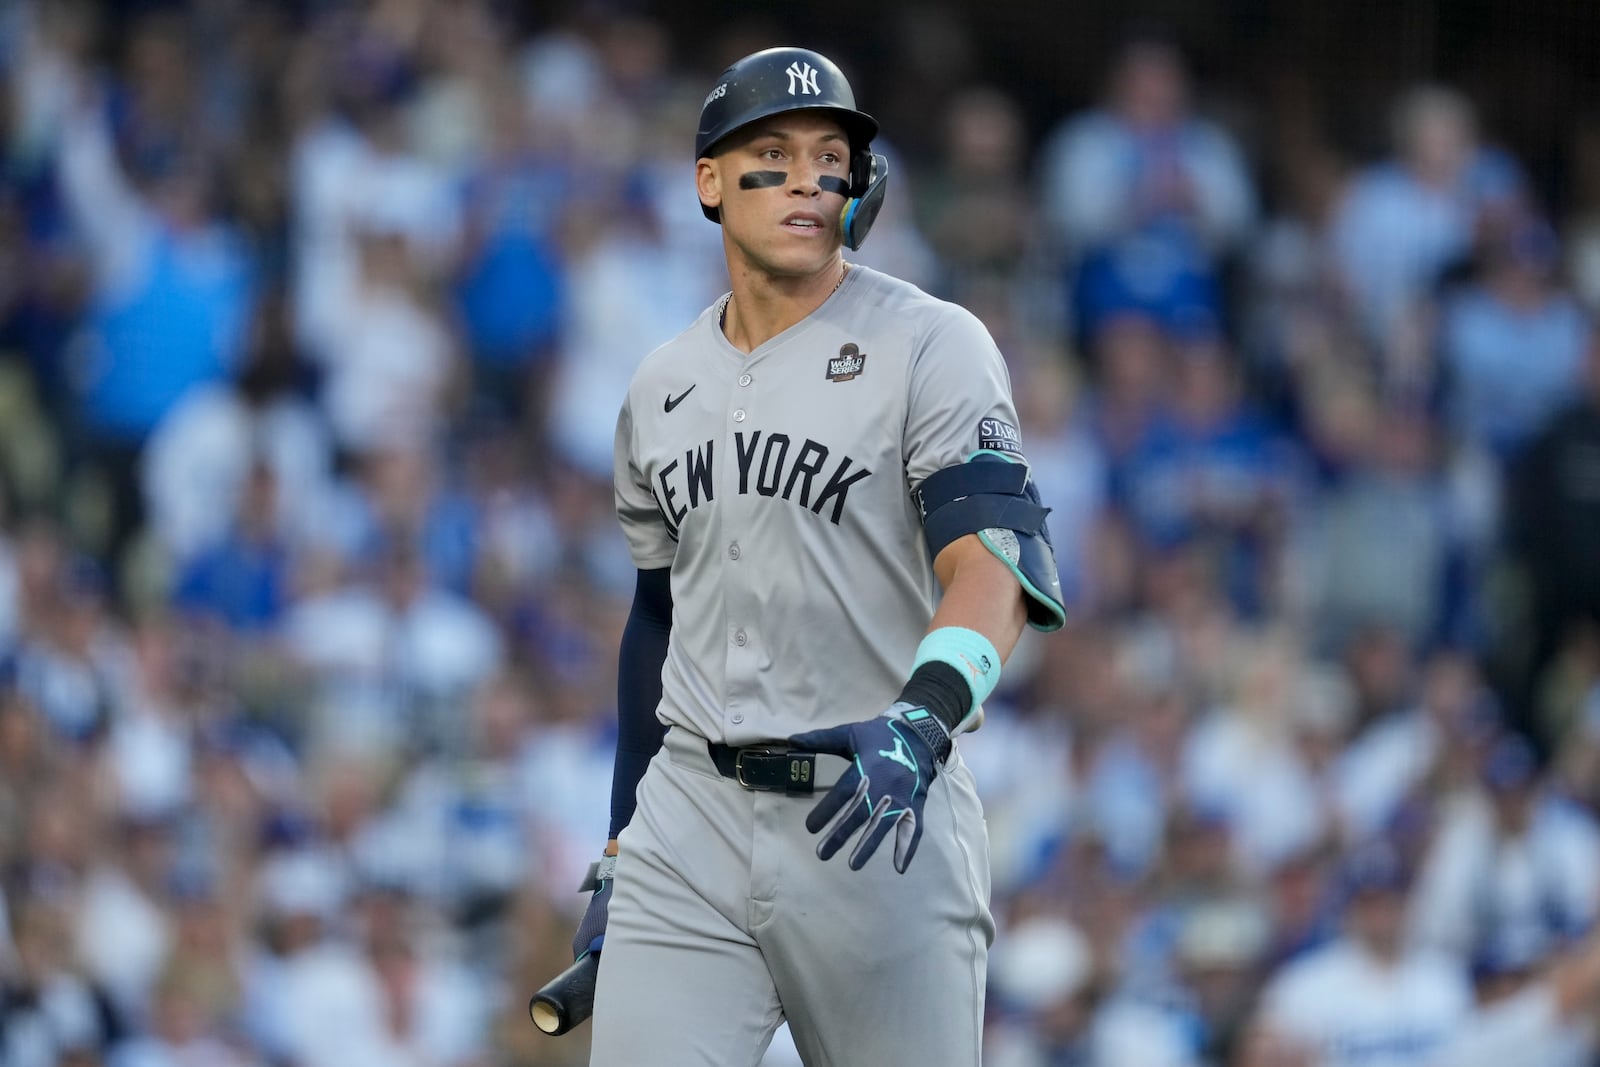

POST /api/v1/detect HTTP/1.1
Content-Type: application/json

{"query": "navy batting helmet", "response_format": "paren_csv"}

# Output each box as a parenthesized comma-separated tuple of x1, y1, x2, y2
(694, 46, 887, 249)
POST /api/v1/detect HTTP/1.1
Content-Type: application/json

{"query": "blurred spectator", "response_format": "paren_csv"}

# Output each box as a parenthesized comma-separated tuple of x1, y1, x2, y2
(14, 550, 130, 744)
(103, 617, 224, 824)
(1088, 310, 1175, 482)
(1117, 332, 1295, 616)
(1163, 895, 1275, 1065)
(1038, 30, 1256, 343)
(1439, 218, 1591, 461)
(1248, 840, 1473, 1067)
(1334, 623, 1420, 735)
(1182, 632, 1351, 878)
(287, 21, 460, 372)
(0, 894, 115, 1067)
(1295, 403, 1459, 651)
(107, 956, 263, 1067)
(1237, 118, 1353, 417)
(47, 25, 256, 562)
(1427, 917, 1600, 1067)
(168, 460, 293, 634)
(357, 899, 488, 1067)
(450, 77, 567, 425)
(1328, 85, 1525, 379)
(1504, 339, 1600, 740)
(72, 814, 177, 1027)
(985, 913, 1195, 1066)
(278, 537, 501, 759)
(1333, 649, 1499, 843)
(0, 683, 54, 864)
(0, 2, 97, 403)
(141, 289, 332, 570)
(914, 85, 1038, 300)
(1078, 629, 1194, 878)
(155, 885, 248, 1044)
(1257, 843, 1340, 971)
(457, 423, 564, 618)
(1409, 733, 1600, 964)
(1123, 798, 1252, 990)
(240, 846, 362, 1067)
(321, 442, 481, 599)
(312, 207, 461, 459)
(360, 671, 539, 920)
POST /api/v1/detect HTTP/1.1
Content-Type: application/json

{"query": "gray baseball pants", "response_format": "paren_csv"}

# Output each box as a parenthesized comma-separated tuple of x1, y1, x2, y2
(588, 725, 994, 1066)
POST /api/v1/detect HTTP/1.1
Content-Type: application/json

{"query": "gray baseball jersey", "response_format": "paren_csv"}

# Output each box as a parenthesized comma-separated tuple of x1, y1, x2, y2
(613, 263, 1024, 741)
(591, 263, 1014, 1067)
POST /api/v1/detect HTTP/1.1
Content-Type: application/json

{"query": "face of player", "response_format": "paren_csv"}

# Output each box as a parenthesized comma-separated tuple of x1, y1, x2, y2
(699, 112, 851, 281)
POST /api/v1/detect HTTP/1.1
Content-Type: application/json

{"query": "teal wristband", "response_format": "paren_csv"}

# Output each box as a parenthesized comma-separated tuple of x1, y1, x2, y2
(912, 627, 1001, 730)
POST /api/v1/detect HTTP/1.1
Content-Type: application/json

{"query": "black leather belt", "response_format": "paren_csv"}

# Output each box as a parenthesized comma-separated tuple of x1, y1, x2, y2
(707, 743, 818, 795)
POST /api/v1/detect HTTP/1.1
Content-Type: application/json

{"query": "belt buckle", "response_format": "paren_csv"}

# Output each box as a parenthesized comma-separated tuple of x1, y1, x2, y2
(733, 747, 816, 794)
(734, 747, 778, 789)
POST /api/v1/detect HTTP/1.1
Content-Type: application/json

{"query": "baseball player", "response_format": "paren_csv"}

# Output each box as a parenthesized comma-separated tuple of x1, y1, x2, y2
(566, 45, 1066, 1067)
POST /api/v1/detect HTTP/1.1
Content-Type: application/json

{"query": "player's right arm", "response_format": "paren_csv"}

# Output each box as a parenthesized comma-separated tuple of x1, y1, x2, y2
(571, 385, 678, 961)
(607, 566, 672, 845)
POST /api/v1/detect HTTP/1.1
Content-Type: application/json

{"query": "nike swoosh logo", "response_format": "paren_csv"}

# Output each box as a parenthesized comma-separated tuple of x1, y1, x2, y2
(664, 385, 696, 413)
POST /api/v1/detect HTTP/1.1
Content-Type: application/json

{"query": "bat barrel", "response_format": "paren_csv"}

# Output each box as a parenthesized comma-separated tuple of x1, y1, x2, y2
(529, 953, 601, 1036)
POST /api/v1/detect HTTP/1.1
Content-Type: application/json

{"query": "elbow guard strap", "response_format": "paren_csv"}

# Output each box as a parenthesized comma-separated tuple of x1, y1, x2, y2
(914, 452, 1068, 632)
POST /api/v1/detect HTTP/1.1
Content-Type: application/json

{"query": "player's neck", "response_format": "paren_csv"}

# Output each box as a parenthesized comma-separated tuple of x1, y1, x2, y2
(721, 258, 849, 353)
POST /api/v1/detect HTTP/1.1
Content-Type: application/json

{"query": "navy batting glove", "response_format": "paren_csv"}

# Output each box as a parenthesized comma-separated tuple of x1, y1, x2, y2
(789, 702, 952, 874)
(570, 853, 616, 960)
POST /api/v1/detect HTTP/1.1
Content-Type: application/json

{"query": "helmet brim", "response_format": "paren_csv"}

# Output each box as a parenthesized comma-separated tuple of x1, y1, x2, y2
(696, 104, 879, 161)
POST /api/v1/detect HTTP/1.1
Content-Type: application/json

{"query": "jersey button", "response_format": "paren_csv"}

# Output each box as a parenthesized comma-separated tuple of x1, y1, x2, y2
(734, 629, 747, 646)
(733, 409, 747, 422)
(731, 713, 745, 724)
(738, 373, 752, 387)
(728, 542, 740, 560)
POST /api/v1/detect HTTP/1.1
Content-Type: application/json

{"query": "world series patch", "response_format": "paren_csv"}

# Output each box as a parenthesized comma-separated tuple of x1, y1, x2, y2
(977, 416, 1023, 454)
(826, 343, 867, 382)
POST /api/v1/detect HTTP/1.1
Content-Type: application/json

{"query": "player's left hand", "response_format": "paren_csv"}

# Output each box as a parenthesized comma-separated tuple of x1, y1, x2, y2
(789, 702, 952, 874)
(569, 852, 616, 961)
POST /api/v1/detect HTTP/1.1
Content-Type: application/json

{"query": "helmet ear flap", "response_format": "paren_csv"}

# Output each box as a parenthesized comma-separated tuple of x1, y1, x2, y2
(840, 151, 888, 251)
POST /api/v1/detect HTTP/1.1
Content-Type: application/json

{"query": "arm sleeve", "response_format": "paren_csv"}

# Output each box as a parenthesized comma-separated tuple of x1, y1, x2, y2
(609, 566, 672, 839)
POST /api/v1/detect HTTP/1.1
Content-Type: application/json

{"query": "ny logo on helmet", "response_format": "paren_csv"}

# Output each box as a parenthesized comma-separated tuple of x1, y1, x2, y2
(786, 61, 820, 96)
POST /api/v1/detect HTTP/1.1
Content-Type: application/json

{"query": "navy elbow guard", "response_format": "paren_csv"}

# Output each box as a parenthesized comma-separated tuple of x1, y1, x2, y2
(914, 452, 1067, 631)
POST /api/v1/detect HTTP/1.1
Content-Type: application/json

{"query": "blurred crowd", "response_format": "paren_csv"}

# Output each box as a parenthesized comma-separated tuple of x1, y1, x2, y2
(2, 1, 1600, 1065)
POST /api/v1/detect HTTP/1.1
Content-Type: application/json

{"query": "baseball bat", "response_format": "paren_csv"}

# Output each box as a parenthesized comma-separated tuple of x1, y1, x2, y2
(528, 952, 600, 1035)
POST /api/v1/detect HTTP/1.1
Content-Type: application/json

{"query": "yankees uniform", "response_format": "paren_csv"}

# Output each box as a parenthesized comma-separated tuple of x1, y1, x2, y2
(567, 46, 1065, 1067)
